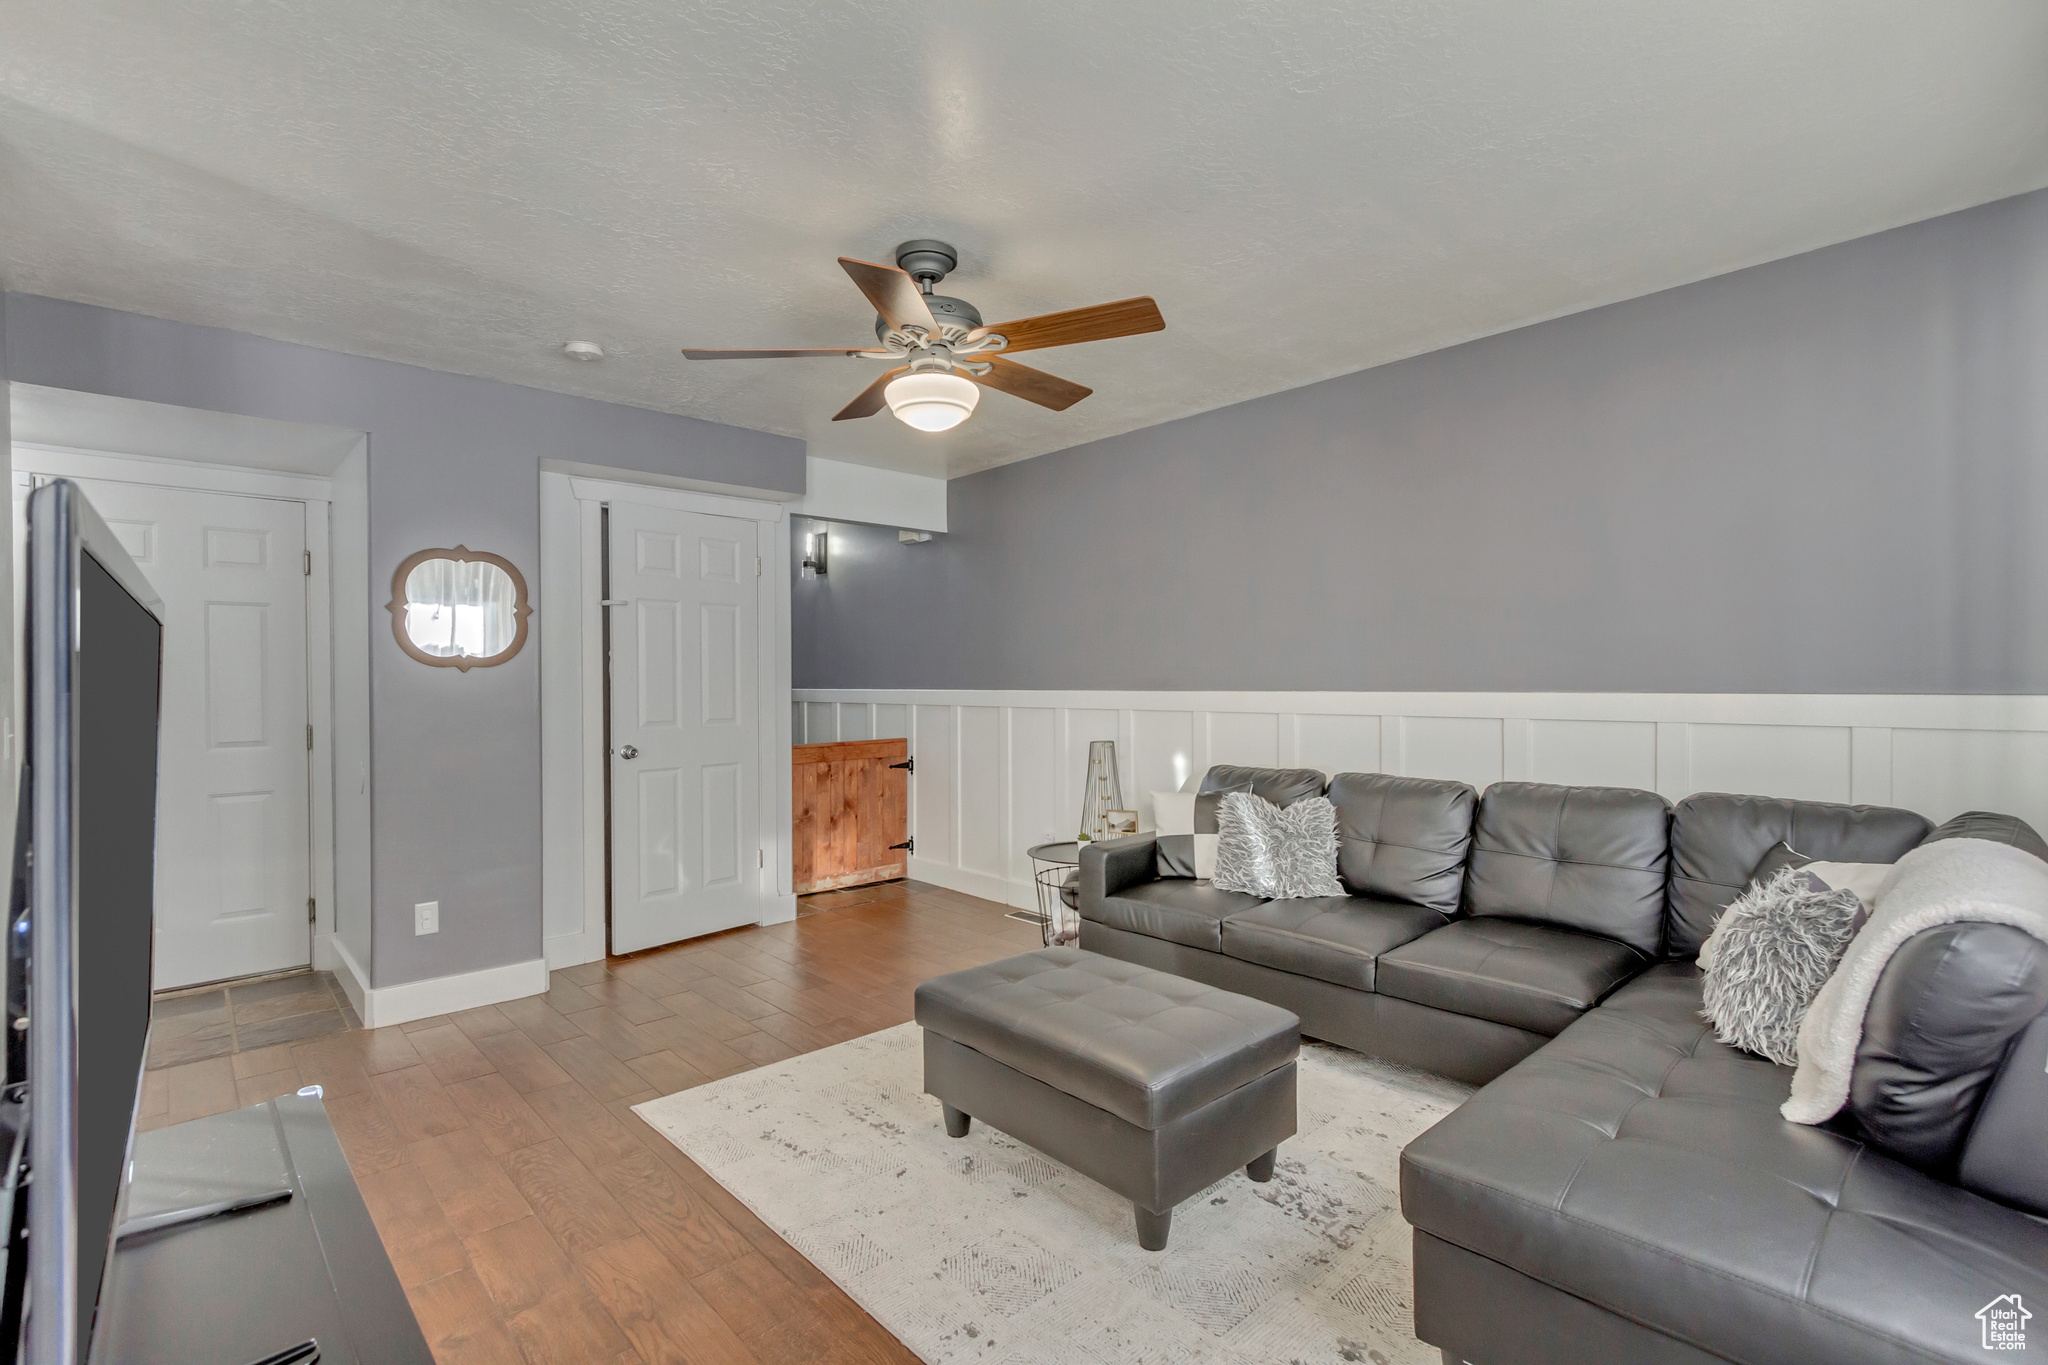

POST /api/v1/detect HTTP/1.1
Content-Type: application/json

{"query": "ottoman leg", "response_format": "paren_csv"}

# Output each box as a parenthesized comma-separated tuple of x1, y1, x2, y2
(942, 1104, 972, 1138)
(1246, 1149, 1277, 1182)
(1134, 1204, 1172, 1252)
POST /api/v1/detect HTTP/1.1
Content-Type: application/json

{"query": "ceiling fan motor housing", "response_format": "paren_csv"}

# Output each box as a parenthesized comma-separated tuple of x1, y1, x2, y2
(875, 292, 983, 345)
(894, 239, 958, 285)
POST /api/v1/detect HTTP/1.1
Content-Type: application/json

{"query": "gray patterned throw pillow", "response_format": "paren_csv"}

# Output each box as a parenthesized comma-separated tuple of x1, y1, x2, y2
(1212, 793, 1344, 899)
(1700, 865, 1864, 1065)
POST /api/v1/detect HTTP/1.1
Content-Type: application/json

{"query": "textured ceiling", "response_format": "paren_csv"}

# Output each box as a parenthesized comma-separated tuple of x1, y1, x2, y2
(3, 4, 2046, 479)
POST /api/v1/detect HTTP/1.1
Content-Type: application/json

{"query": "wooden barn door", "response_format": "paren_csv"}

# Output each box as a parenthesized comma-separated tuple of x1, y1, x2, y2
(793, 739, 909, 894)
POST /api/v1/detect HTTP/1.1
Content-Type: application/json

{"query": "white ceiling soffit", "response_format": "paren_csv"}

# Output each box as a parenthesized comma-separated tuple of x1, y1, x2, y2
(2, 4, 2045, 481)
(10, 383, 365, 476)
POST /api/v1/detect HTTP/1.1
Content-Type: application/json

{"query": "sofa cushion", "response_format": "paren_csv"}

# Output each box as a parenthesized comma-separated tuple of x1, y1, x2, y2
(1401, 963, 2048, 1365)
(1152, 779, 1250, 879)
(1465, 782, 1670, 956)
(1667, 792, 1930, 959)
(1085, 878, 1266, 952)
(1219, 896, 1445, 992)
(1959, 1015, 2048, 1216)
(1923, 808, 2048, 863)
(1325, 772, 1476, 914)
(1375, 918, 1646, 1036)
(1199, 764, 1326, 809)
(1850, 921, 2048, 1175)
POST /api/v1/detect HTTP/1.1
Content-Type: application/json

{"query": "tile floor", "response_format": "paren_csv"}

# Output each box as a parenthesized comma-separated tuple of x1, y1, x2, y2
(147, 968, 362, 1069)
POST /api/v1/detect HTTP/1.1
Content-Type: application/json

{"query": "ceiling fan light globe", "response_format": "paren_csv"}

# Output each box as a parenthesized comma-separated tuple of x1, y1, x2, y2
(884, 371, 979, 432)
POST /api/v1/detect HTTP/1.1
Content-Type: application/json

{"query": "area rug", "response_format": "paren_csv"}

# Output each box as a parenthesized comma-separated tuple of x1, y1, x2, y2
(634, 1023, 1470, 1365)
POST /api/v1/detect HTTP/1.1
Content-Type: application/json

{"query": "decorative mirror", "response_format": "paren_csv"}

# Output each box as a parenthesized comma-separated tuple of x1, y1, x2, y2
(388, 546, 531, 671)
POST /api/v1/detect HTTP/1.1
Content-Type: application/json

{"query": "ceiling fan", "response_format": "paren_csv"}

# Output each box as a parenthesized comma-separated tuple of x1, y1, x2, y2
(682, 240, 1164, 433)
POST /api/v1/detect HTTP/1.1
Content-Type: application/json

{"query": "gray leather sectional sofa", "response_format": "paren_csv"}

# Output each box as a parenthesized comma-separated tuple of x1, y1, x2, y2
(1077, 767, 2048, 1365)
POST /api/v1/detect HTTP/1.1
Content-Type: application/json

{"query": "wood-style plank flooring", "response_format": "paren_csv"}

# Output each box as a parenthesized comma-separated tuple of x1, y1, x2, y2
(143, 879, 1043, 1365)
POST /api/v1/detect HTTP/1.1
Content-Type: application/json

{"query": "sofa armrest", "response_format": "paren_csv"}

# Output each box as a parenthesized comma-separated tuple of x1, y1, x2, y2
(1079, 835, 1158, 919)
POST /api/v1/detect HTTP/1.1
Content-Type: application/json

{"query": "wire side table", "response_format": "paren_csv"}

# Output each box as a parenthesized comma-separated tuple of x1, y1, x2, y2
(1024, 841, 1083, 946)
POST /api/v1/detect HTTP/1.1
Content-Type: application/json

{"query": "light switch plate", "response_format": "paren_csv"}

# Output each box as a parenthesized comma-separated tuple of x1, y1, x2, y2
(414, 900, 439, 935)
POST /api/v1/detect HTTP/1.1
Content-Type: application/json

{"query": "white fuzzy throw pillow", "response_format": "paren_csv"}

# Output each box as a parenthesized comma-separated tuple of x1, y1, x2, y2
(1700, 866, 1864, 1065)
(1212, 793, 1343, 899)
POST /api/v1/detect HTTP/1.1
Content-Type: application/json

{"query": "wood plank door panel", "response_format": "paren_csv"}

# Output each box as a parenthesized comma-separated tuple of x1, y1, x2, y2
(792, 740, 907, 894)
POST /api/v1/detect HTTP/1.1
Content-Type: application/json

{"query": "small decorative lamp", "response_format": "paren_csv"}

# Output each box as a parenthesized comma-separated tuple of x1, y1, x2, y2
(1079, 741, 1124, 843)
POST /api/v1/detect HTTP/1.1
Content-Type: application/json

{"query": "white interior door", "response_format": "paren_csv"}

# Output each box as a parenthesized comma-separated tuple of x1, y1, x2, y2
(33, 476, 313, 989)
(607, 499, 762, 953)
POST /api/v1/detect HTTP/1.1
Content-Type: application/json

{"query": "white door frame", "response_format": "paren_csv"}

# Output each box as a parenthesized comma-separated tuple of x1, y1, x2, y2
(9, 443, 347, 974)
(538, 470, 795, 969)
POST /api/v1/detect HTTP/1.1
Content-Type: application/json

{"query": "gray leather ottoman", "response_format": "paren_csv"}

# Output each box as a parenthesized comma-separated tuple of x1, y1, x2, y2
(913, 946, 1300, 1250)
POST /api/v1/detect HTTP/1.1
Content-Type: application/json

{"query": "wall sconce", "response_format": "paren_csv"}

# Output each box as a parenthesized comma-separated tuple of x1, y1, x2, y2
(802, 528, 829, 577)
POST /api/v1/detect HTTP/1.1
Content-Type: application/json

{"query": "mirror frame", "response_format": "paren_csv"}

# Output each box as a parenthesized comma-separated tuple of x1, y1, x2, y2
(387, 545, 532, 672)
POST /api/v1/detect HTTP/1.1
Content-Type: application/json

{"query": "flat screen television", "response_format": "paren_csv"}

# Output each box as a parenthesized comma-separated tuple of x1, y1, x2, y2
(1, 479, 165, 1365)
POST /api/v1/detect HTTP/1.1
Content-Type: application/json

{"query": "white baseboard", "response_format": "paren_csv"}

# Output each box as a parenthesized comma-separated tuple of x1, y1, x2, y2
(907, 857, 1037, 911)
(312, 931, 338, 973)
(545, 928, 606, 971)
(332, 938, 370, 1022)
(333, 938, 549, 1029)
(756, 893, 799, 926)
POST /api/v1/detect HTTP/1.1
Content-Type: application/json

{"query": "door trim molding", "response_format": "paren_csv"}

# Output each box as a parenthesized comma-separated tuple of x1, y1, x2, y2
(539, 471, 795, 971)
(12, 443, 335, 502)
(332, 936, 548, 1029)
(10, 444, 347, 978)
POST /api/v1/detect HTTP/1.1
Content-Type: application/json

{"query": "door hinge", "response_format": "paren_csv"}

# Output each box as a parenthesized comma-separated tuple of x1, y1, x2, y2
(303, 549, 312, 576)
(889, 837, 914, 853)
(306, 724, 314, 751)
(889, 757, 914, 773)
(757, 848, 764, 868)
(307, 897, 316, 924)
(754, 556, 762, 578)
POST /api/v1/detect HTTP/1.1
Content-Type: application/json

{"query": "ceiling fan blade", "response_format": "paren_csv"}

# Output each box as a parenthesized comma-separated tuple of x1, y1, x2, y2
(839, 258, 940, 336)
(832, 367, 909, 421)
(682, 347, 869, 359)
(970, 356, 1093, 411)
(968, 296, 1163, 353)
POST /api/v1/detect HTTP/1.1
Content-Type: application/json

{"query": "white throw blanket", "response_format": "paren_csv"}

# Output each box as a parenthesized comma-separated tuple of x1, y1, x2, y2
(1783, 836, 2048, 1124)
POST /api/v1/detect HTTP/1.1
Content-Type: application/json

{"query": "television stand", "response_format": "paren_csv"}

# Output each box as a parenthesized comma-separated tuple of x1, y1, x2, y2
(96, 1093, 431, 1364)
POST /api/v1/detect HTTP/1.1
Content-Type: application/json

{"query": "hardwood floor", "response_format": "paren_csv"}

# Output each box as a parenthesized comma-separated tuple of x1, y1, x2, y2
(143, 879, 1044, 1364)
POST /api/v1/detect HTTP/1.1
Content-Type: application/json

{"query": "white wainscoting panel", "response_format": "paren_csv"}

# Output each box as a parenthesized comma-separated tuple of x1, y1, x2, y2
(1131, 710, 1195, 828)
(804, 700, 837, 745)
(957, 706, 1005, 881)
(1295, 713, 1382, 783)
(1688, 723, 1853, 805)
(1892, 727, 2048, 830)
(793, 690, 2048, 909)
(1009, 708, 1063, 887)
(914, 705, 955, 869)
(1399, 716, 1505, 794)
(1208, 710, 1280, 769)
(1525, 718, 1658, 791)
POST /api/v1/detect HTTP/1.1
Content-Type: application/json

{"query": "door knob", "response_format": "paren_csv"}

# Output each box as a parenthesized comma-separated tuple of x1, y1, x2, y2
(618, 745, 638, 760)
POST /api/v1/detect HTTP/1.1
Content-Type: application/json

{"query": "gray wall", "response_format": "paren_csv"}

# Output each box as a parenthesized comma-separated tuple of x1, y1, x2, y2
(795, 187, 2048, 694)
(4, 295, 804, 986)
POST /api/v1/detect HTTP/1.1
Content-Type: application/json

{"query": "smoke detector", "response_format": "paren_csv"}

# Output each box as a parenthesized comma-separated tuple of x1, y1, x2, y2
(563, 340, 605, 361)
